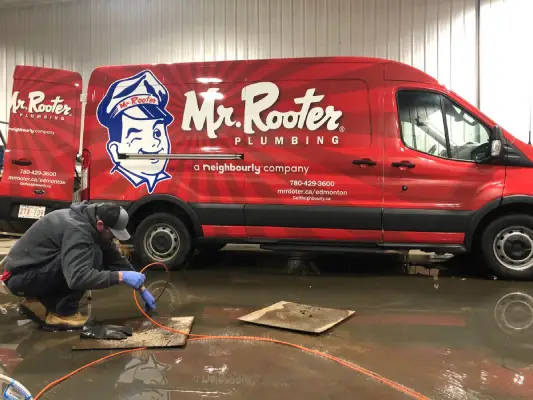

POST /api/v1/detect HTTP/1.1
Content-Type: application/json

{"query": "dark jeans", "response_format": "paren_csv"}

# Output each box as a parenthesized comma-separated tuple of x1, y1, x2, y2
(6, 259, 85, 316)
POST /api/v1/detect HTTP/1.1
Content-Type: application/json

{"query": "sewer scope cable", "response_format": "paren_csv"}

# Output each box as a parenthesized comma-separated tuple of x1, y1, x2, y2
(33, 262, 430, 400)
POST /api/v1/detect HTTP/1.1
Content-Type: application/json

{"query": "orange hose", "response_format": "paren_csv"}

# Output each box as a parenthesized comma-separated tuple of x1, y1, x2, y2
(33, 262, 430, 400)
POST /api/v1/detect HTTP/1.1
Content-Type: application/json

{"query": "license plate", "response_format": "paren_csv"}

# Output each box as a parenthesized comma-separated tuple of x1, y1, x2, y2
(18, 205, 46, 220)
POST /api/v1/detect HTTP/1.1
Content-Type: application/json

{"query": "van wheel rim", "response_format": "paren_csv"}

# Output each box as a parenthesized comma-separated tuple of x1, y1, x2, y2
(493, 226, 533, 271)
(145, 224, 180, 262)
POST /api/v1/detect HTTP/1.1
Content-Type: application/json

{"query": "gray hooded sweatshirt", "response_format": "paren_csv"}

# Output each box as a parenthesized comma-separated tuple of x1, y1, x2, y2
(5, 201, 135, 291)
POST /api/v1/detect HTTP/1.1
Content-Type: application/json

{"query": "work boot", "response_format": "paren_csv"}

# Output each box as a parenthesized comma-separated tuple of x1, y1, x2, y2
(18, 298, 48, 325)
(43, 312, 89, 331)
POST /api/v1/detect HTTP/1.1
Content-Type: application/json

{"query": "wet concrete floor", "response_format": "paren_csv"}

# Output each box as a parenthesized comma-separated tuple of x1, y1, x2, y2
(0, 248, 532, 399)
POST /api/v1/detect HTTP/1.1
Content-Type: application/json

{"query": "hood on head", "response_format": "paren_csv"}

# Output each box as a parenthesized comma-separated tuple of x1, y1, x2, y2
(70, 200, 98, 230)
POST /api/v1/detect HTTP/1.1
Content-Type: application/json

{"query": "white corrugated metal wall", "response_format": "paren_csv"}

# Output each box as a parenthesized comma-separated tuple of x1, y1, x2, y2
(479, 0, 533, 143)
(0, 0, 531, 141)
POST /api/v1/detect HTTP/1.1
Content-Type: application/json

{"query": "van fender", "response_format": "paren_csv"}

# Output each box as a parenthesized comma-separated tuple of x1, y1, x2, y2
(464, 198, 502, 250)
(500, 195, 533, 207)
(465, 195, 533, 250)
(126, 194, 203, 237)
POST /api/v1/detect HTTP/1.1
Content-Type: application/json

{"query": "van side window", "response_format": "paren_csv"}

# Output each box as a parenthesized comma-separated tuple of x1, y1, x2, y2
(397, 91, 491, 162)
(397, 91, 448, 157)
(442, 97, 491, 161)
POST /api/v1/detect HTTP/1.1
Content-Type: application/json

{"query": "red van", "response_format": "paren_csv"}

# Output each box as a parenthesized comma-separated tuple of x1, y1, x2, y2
(0, 67, 83, 232)
(2, 57, 533, 279)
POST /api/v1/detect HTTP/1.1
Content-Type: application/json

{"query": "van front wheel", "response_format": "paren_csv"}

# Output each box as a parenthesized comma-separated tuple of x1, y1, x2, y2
(480, 214, 533, 280)
(134, 213, 192, 270)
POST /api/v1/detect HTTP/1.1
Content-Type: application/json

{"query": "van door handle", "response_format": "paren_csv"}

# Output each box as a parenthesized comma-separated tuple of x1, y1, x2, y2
(352, 158, 377, 166)
(391, 161, 415, 169)
(12, 159, 32, 167)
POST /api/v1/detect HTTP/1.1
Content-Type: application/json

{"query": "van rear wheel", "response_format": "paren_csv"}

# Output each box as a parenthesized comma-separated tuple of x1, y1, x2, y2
(134, 213, 192, 270)
(480, 214, 533, 280)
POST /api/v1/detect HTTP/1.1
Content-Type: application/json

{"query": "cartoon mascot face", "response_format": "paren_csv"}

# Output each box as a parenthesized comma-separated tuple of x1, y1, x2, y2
(97, 70, 174, 194)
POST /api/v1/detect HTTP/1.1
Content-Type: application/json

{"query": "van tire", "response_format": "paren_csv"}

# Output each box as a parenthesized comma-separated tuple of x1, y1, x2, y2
(134, 213, 192, 270)
(480, 214, 533, 280)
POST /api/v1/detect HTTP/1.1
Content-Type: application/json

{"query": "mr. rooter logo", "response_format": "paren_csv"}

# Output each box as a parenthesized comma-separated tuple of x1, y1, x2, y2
(10, 91, 72, 121)
(96, 70, 345, 195)
(181, 82, 344, 140)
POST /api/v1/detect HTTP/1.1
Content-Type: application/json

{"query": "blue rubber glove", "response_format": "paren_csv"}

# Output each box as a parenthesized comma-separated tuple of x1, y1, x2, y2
(120, 271, 146, 289)
(140, 288, 156, 312)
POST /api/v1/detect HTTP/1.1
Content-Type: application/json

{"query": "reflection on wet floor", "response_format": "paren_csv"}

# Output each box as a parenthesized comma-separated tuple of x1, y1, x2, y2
(0, 248, 532, 399)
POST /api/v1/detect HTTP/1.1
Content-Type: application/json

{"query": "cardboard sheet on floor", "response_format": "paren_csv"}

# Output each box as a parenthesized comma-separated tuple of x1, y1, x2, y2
(71, 316, 194, 351)
(238, 301, 354, 334)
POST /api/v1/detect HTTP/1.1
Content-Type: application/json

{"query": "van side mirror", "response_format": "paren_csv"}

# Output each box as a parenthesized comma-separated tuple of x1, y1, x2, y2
(489, 125, 503, 158)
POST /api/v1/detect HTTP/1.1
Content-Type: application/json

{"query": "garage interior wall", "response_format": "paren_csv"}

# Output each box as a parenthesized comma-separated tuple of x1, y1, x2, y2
(479, 0, 533, 143)
(0, 0, 531, 142)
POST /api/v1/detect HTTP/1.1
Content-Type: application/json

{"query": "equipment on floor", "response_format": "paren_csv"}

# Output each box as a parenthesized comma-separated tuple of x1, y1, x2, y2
(72, 317, 193, 351)
(80, 324, 133, 341)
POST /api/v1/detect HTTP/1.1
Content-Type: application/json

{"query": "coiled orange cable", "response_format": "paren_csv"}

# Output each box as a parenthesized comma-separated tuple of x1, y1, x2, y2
(33, 262, 430, 400)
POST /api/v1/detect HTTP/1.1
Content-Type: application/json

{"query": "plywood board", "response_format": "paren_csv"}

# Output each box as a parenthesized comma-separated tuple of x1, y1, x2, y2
(238, 301, 354, 334)
(72, 317, 194, 351)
